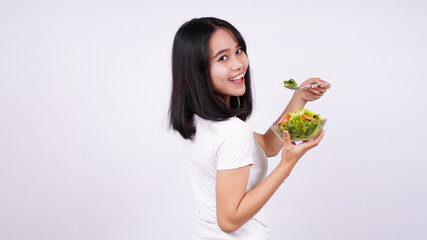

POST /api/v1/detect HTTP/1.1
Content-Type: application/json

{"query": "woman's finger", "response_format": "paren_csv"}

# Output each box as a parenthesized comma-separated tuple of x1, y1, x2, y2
(301, 130, 325, 151)
(302, 78, 321, 85)
(321, 83, 331, 89)
(282, 130, 292, 148)
(307, 88, 323, 95)
(317, 88, 327, 93)
(311, 78, 321, 84)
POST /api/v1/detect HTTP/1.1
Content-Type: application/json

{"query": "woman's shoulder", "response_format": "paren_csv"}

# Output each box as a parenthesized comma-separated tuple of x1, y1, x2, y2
(195, 115, 251, 138)
(225, 117, 250, 131)
(195, 115, 248, 129)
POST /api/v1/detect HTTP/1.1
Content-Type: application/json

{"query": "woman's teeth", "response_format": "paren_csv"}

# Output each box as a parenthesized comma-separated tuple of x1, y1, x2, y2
(230, 73, 244, 81)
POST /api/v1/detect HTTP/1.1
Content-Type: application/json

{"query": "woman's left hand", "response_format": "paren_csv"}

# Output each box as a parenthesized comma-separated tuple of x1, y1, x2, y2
(294, 78, 330, 102)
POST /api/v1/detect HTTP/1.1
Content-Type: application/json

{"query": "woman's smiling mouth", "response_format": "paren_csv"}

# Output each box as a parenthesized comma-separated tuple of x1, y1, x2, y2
(230, 73, 245, 84)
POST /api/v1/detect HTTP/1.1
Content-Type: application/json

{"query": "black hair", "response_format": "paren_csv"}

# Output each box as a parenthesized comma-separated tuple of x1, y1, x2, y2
(169, 17, 253, 139)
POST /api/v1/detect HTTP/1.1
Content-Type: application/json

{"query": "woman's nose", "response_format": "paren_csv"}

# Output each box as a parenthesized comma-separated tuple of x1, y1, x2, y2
(231, 57, 243, 71)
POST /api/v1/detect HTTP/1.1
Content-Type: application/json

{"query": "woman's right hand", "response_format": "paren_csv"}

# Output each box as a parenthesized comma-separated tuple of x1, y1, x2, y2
(279, 130, 325, 174)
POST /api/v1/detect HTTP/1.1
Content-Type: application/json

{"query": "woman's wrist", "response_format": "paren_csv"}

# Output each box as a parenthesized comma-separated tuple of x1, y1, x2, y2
(291, 91, 308, 107)
(277, 160, 294, 178)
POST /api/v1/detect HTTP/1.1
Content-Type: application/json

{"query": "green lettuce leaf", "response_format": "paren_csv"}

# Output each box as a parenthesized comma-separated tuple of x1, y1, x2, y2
(283, 79, 297, 88)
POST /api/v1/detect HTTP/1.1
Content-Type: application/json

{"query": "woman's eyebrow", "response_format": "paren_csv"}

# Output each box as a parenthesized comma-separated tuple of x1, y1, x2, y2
(212, 48, 230, 59)
(211, 44, 241, 59)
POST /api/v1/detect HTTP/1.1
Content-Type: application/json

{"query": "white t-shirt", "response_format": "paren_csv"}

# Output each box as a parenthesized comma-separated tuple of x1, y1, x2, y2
(181, 115, 270, 240)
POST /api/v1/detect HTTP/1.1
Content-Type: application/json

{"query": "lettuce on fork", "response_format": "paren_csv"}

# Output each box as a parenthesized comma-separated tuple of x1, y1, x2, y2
(283, 79, 298, 88)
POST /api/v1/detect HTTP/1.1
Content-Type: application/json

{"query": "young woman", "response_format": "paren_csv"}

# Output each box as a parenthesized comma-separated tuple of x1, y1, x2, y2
(169, 17, 330, 240)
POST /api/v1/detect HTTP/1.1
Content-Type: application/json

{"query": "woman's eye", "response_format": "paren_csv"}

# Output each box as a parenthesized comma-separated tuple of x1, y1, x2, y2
(236, 48, 243, 54)
(219, 55, 228, 61)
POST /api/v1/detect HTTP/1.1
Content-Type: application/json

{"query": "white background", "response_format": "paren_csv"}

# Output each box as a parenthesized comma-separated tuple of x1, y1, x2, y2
(1, 0, 426, 239)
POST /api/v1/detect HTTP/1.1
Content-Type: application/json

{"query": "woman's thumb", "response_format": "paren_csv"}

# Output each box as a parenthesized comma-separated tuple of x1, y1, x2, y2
(282, 130, 291, 146)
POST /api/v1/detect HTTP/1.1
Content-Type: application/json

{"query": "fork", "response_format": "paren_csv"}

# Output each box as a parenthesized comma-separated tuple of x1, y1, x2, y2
(283, 83, 324, 90)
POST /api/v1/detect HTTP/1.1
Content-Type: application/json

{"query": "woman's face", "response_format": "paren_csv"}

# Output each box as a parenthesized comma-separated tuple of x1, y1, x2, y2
(208, 28, 248, 105)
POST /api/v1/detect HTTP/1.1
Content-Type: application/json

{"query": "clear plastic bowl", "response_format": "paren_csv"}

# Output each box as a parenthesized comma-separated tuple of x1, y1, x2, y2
(270, 119, 327, 142)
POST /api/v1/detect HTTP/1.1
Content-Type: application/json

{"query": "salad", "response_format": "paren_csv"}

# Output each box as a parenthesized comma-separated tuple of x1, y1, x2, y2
(283, 79, 298, 88)
(272, 108, 326, 141)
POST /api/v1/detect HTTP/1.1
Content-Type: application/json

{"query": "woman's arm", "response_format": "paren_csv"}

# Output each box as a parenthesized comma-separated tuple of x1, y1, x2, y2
(253, 94, 307, 157)
(216, 130, 325, 233)
(254, 78, 330, 157)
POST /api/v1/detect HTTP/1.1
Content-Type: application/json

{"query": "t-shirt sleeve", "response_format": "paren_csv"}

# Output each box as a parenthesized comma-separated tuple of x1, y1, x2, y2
(215, 119, 255, 170)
